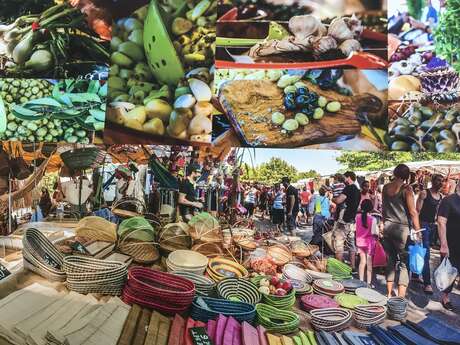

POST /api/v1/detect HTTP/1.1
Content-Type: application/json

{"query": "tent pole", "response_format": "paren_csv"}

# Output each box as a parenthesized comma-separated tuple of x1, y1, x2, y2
(8, 172, 11, 235)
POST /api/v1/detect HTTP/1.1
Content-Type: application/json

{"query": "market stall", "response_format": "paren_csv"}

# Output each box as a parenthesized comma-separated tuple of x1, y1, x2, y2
(1, 144, 457, 345)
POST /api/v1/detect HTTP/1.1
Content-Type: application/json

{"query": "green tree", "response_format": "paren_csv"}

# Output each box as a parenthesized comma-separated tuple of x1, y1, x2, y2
(241, 157, 299, 184)
(407, 0, 424, 20)
(435, 0, 460, 71)
(337, 151, 460, 171)
(296, 170, 320, 181)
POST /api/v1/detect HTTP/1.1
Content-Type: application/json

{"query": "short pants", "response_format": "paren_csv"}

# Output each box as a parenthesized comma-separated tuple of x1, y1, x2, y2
(332, 222, 356, 253)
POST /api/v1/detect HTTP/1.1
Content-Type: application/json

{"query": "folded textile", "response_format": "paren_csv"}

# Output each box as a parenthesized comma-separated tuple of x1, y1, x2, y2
(368, 326, 405, 345)
(406, 316, 460, 345)
(388, 325, 439, 345)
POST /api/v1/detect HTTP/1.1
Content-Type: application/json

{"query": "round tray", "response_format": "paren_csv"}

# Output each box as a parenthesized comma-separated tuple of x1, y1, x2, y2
(355, 287, 387, 303)
(300, 294, 339, 311)
(334, 293, 369, 309)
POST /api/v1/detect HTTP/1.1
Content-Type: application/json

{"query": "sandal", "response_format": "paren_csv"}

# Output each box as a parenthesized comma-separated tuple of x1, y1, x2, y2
(424, 285, 433, 295)
(442, 300, 454, 311)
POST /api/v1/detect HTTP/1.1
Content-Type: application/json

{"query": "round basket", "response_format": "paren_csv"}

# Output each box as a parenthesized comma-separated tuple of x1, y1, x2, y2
(75, 216, 117, 243)
(171, 270, 215, 296)
(207, 257, 248, 282)
(60, 147, 104, 171)
(310, 308, 352, 332)
(191, 296, 256, 323)
(122, 266, 195, 315)
(355, 287, 387, 304)
(117, 220, 158, 264)
(167, 250, 208, 275)
(334, 293, 369, 309)
(255, 303, 300, 334)
(217, 278, 261, 304)
(261, 287, 297, 310)
(111, 197, 146, 218)
(159, 222, 192, 256)
(304, 256, 328, 273)
(291, 241, 319, 257)
(282, 263, 313, 284)
(22, 228, 66, 282)
(267, 244, 292, 266)
(313, 279, 345, 297)
(191, 242, 224, 258)
(353, 305, 387, 328)
(188, 212, 222, 243)
(301, 294, 339, 312)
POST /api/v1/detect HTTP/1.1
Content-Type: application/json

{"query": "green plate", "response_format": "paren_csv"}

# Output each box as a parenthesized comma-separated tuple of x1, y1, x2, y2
(334, 293, 368, 309)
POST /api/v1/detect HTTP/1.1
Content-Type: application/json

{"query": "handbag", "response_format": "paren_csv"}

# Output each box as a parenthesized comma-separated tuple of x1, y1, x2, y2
(409, 243, 426, 275)
(373, 240, 387, 267)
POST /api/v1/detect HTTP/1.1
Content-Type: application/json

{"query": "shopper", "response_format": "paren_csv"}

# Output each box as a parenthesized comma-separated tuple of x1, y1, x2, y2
(39, 187, 52, 218)
(282, 177, 299, 235)
(309, 186, 331, 245)
(437, 180, 460, 311)
(416, 173, 443, 294)
(332, 171, 361, 270)
(356, 199, 378, 286)
(271, 183, 285, 233)
(178, 163, 203, 222)
(382, 164, 421, 298)
(243, 183, 258, 219)
(299, 186, 312, 224)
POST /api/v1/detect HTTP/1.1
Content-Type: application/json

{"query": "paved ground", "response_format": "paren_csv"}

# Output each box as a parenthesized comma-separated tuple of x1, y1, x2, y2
(252, 214, 460, 329)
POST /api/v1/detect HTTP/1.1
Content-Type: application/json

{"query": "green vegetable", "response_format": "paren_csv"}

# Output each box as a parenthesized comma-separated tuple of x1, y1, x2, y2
(24, 50, 54, 72)
(313, 108, 324, 120)
(326, 101, 341, 113)
(0, 97, 6, 133)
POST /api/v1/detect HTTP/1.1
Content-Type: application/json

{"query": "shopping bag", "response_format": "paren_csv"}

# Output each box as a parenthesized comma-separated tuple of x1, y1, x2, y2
(434, 257, 458, 292)
(409, 243, 427, 275)
(373, 240, 387, 267)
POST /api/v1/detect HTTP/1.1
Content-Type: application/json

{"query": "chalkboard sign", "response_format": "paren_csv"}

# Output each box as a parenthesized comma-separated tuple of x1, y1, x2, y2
(189, 327, 213, 345)
(0, 263, 11, 281)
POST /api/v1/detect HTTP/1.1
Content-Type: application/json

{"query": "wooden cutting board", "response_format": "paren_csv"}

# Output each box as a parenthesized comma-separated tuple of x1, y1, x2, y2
(218, 79, 380, 148)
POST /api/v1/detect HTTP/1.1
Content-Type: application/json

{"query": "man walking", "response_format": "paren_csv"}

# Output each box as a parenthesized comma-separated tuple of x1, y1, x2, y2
(282, 177, 299, 235)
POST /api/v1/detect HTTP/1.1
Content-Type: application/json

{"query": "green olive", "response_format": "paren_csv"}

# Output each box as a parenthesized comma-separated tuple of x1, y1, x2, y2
(419, 106, 433, 118)
(439, 129, 456, 141)
(408, 114, 422, 126)
(272, 112, 286, 125)
(326, 101, 341, 113)
(282, 119, 299, 131)
(394, 117, 411, 127)
(392, 125, 413, 138)
(436, 140, 456, 153)
(313, 108, 324, 120)
(295, 113, 309, 126)
(423, 140, 436, 152)
(411, 143, 421, 152)
(391, 141, 410, 151)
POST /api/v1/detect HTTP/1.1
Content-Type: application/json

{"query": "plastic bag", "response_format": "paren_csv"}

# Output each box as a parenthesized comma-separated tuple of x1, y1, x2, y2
(434, 257, 458, 292)
(373, 240, 387, 267)
(409, 243, 426, 275)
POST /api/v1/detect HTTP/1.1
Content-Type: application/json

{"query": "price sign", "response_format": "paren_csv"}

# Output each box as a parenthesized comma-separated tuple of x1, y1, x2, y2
(189, 327, 213, 345)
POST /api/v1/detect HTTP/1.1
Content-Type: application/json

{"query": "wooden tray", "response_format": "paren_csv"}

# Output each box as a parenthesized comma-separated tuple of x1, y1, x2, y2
(218, 79, 381, 147)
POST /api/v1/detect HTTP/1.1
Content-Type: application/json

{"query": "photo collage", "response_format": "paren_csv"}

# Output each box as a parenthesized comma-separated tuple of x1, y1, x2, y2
(1, 0, 460, 345)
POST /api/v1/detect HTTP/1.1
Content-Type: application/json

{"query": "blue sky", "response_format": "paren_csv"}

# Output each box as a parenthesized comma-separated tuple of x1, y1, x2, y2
(242, 149, 343, 175)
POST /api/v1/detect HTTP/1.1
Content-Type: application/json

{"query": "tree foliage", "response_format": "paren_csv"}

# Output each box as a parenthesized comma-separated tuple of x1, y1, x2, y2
(435, 0, 460, 71)
(241, 157, 319, 184)
(337, 151, 460, 171)
(406, 0, 424, 20)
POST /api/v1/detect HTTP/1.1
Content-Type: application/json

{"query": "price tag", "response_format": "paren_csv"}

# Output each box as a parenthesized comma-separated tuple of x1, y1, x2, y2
(189, 327, 213, 345)
(0, 263, 11, 281)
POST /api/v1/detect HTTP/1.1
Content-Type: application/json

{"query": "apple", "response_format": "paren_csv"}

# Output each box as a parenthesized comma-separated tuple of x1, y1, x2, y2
(281, 281, 292, 291)
(270, 276, 279, 286)
(275, 288, 287, 296)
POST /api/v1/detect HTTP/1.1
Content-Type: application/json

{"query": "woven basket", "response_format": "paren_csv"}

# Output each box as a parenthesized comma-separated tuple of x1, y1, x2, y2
(171, 270, 216, 296)
(217, 278, 261, 304)
(207, 257, 248, 282)
(60, 147, 104, 171)
(75, 216, 117, 243)
(112, 197, 146, 218)
(159, 222, 192, 256)
(191, 296, 256, 323)
(304, 255, 328, 272)
(282, 263, 313, 284)
(191, 242, 224, 257)
(22, 228, 66, 282)
(310, 308, 352, 332)
(63, 256, 128, 295)
(117, 219, 159, 264)
(123, 266, 195, 315)
(291, 241, 319, 257)
(267, 244, 292, 266)
(255, 303, 300, 334)
(188, 213, 222, 243)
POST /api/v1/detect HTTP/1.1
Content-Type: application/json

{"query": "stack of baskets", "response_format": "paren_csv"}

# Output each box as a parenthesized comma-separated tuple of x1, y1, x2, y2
(217, 278, 261, 304)
(63, 256, 128, 295)
(123, 267, 195, 314)
(300, 294, 339, 312)
(166, 250, 208, 275)
(171, 271, 215, 296)
(313, 279, 345, 297)
(22, 228, 66, 282)
(387, 297, 408, 321)
(255, 304, 300, 334)
(310, 308, 353, 332)
(207, 257, 248, 282)
(117, 216, 159, 264)
(282, 264, 313, 284)
(191, 296, 256, 323)
(261, 288, 296, 310)
(353, 305, 387, 328)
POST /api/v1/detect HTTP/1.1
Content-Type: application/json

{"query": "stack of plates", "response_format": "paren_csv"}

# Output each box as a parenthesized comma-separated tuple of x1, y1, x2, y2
(340, 279, 367, 293)
(300, 294, 339, 311)
(282, 264, 313, 284)
(334, 293, 368, 309)
(166, 250, 208, 275)
(310, 308, 352, 332)
(171, 270, 215, 296)
(355, 287, 387, 306)
(217, 278, 261, 304)
(207, 257, 248, 282)
(353, 305, 387, 328)
(387, 297, 408, 321)
(313, 279, 344, 297)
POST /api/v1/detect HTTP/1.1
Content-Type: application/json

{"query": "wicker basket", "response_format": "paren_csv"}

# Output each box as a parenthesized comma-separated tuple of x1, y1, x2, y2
(191, 242, 224, 257)
(60, 147, 104, 171)
(217, 278, 261, 304)
(188, 213, 222, 243)
(75, 216, 117, 243)
(304, 255, 328, 272)
(111, 197, 146, 218)
(267, 244, 292, 266)
(159, 222, 192, 256)
(291, 241, 319, 258)
(191, 296, 256, 323)
(22, 228, 66, 282)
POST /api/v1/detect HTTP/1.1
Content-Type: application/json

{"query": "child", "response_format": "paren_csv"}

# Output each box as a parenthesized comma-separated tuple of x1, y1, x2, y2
(355, 199, 378, 286)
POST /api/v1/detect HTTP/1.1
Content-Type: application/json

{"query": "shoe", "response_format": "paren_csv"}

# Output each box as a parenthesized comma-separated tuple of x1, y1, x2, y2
(424, 285, 433, 295)
(442, 300, 454, 311)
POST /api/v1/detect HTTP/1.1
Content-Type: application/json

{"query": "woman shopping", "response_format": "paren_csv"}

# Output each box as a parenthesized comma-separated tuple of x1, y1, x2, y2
(356, 199, 378, 286)
(382, 164, 421, 298)
(309, 186, 331, 245)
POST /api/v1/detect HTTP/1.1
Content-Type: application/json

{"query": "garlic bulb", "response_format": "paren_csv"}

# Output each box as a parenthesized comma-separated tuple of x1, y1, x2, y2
(328, 17, 354, 42)
(313, 36, 337, 56)
(343, 14, 364, 39)
(288, 15, 326, 40)
(339, 39, 361, 56)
